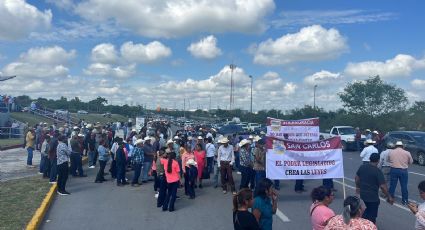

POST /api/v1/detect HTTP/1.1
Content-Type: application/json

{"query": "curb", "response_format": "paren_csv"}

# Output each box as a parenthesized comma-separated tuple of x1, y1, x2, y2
(25, 183, 57, 230)
(25, 156, 88, 230)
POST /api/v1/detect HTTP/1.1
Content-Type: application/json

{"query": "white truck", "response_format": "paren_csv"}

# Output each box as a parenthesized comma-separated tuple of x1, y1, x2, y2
(321, 126, 365, 151)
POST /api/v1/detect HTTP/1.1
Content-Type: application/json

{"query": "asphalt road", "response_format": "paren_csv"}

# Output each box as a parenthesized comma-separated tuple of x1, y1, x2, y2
(40, 127, 422, 230)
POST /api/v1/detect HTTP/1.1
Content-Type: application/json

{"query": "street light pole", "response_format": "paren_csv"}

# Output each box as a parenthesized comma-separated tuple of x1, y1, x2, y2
(249, 75, 253, 113)
(229, 64, 236, 111)
(313, 85, 318, 109)
(209, 95, 211, 112)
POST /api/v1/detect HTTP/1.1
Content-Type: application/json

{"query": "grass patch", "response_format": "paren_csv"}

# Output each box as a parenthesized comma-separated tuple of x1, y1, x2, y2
(0, 176, 51, 230)
(10, 112, 64, 127)
(0, 138, 23, 149)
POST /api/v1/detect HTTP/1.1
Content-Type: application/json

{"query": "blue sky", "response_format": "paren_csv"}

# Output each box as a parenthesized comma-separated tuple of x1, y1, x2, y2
(0, 0, 424, 111)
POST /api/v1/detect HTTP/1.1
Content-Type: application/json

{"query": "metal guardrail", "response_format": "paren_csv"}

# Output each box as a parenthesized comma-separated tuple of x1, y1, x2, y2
(29, 108, 79, 125)
(0, 126, 24, 138)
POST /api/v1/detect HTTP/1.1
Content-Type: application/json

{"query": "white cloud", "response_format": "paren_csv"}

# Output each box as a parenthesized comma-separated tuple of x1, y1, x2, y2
(187, 35, 222, 59)
(121, 41, 171, 63)
(75, 0, 275, 38)
(46, 0, 75, 10)
(304, 70, 344, 87)
(411, 79, 425, 89)
(2, 45, 75, 78)
(344, 54, 425, 78)
(272, 10, 396, 28)
(253, 25, 348, 65)
(83, 63, 136, 78)
(91, 43, 118, 64)
(0, 0, 52, 40)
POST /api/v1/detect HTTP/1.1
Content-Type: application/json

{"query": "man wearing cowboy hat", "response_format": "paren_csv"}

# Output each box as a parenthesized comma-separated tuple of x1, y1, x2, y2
(388, 141, 413, 205)
(239, 139, 254, 190)
(217, 137, 236, 194)
(131, 139, 145, 186)
(360, 139, 378, 164)
(141, 136, 155, 182)
(69, 133, 87, 177)
(379, 142, 395, 187)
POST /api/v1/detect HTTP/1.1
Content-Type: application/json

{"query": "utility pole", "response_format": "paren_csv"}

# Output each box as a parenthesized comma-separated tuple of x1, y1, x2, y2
(249, 75, 253, 113)
(184, 99, 186, 118)
(229, 64, 236, 111)
(313, 85, 318, 109)
(209, 95, 211, 112)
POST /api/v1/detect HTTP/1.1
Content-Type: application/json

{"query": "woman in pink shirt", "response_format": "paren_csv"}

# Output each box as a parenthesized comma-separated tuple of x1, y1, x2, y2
(161, 151, 180, 212)
(193, 143, 206, 188)
(310, 186, 335, 230)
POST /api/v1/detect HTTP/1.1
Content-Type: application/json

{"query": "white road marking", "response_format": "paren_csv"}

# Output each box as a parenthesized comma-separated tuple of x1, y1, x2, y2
(276, 208, 290, 222)
(409, 171, 425, 177)
(333, 180, 411, 212)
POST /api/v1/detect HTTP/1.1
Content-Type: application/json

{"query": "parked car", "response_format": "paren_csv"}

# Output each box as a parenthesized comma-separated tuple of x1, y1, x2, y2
(102, 112, 111, 118)
(248, 123, 261, 131)
(321, 126, 366, 151)
(218, 124, 246, 136)
(382, 131, 425, 165)
(77, 110, 88, 114)
(53, 109, 69, 118)
(21, 106, 30, 112)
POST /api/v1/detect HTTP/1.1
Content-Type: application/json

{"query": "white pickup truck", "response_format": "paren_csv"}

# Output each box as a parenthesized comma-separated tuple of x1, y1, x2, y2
(321, 126, 365, 151)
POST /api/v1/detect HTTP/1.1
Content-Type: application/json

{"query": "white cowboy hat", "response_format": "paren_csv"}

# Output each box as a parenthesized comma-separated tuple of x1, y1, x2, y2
(78, 133, 85, 137)
(197, 136, 203, 140)
(365, 129, 371, 132)
(219, 137, 229, 144)
(73, 126, 79, 130)
(166, 139, 174, 145)
(248, 135, 254, 139)
(260, 131, 266, 135)
(173, 136, 180, 140)
(364, 139, 376, 145)
(144, 136, 151, 141)
(211, 128, 216, 132)
(135, 139, 144, 145)
(395, 141, 404, 147)
(254, 135, 261, 142)
(186, 159, 197, 167)
(132, 128, 137, 132)
(86, 124, 93, 128)
(188, 136, 193, 141)
(372, 130, 379, 134)
(239, 139, 251, 147)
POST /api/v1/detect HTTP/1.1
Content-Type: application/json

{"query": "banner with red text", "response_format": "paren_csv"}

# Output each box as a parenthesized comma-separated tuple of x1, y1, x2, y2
(266, 136, 344, 180)
(266, 117, 320, 142)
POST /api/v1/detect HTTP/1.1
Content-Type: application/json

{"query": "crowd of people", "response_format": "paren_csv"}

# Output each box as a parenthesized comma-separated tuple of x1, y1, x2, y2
(22, 120, 425, 229)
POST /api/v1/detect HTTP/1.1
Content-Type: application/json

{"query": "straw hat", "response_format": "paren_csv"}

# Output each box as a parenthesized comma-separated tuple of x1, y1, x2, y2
(173, 136, 180, 140)
(364, 139, 376, 145)
(219, 137, 229, 144)
(135, 139, 144, 145)
(239, 139, 251, 147)
(186, 159, 197, 167)
(365, 129, 371, 132)
(395, 141, 404, 147)
(166, 139, 174, 145)
(254, 135, 261, 142)
(197, 136, 203, 140)
(144, 136, 151, 141)
(260, 131, 266, 135)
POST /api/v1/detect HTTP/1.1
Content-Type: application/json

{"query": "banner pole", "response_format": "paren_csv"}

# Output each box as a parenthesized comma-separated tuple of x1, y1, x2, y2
(342, 177, 346, 199)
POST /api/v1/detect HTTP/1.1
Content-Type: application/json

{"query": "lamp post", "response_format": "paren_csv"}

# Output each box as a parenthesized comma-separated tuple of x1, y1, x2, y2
(249, 75, 253, 113)
(209, 95, 211, 112)
(229, 64, 236, 110)
(313, 85, 318, 109)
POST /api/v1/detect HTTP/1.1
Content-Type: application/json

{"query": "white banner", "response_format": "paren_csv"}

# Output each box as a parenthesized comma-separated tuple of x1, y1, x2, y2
(266, 136, 344, 180)
(135, 117, 145, 130)
(266, 117, 320, 142)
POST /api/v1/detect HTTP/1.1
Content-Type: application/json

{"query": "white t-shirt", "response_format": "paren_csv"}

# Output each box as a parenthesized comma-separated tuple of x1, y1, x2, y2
(360, 145, 378, 162)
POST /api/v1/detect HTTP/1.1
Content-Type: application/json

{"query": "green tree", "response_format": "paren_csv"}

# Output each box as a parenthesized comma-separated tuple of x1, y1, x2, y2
(338, 76, 408, 117)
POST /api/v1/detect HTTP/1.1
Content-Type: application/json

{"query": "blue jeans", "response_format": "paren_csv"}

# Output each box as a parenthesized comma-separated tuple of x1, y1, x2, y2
(132, 163, 142, 184)
(27, 147, 34, 165)
(206, 157, 214, 174)
(49, 158, 57, 182)
(70, 152, 84, 176)
(40, 155, 48, 173)
(88, 150, 96, 166)
(255, 170, 266, 191)
(157, 175, 167, 207)
(239, 166, 255, 190)
(142, 161, 153, 182)
(234, 151, 240, 171)
(163, 181, 179, 211)
(389, 168, 409, 203)
(116, 163, 126, 184)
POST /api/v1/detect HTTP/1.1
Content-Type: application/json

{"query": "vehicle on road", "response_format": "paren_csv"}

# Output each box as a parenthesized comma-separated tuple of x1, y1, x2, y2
(248, 122, 261, 131)
(77, 110, 88, 114)
(102, 112, 111, 118)
(53, 109, 69, 118)
(382, 131, 425, 165)
(21, 106, 30, 112)
(218, 124, 246, 136)
(321, 126, 365, 151)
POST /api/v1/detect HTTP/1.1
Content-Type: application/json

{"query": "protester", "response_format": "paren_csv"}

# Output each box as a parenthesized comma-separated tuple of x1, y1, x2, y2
(142, 136, 155, 183)
(355, 153, 394, 223)
(217, 137, 236, 194)
(233, 188, 260, 230)
(407, 180, 425, 230)
(161, 151, 180, 212)
(116, 139, 128, 186)
(355, 127, 362, 151)
(40, 135, 51, 178)
(378, 141, 395, 186)
(95, 140, 110, 183)
(205, 137, 216, 175)
(253, 138, 266, 192)
(360, 139, 378, 164)
(181, 142, 195, 195)
(324, 196, 377, 230)
(48, 131, 59, 183)
(56, 135, 71, 195)
(239, 139, 254, 190)
(388, 140, 413, 205)
(193, 143, 206, 188)
(186, 159, 198, 199)
(25, 127, 35, 167)
(310, 186, 335, 230)
(69, 134, 86, 177)
(131, 139, 144, 186)
(156, 148, 168, 208)
(253, 178, 277, 230)
(87, 131, 97, 168)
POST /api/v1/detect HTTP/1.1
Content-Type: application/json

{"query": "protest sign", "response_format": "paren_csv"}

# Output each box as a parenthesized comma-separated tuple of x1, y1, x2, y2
(135, 117, 145, 130)
(265, 136, 344, 180)
(266, 117, 320, 142)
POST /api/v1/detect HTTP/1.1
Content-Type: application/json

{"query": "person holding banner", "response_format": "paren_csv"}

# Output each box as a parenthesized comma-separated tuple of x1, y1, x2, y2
(217, 137, 236, 194)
